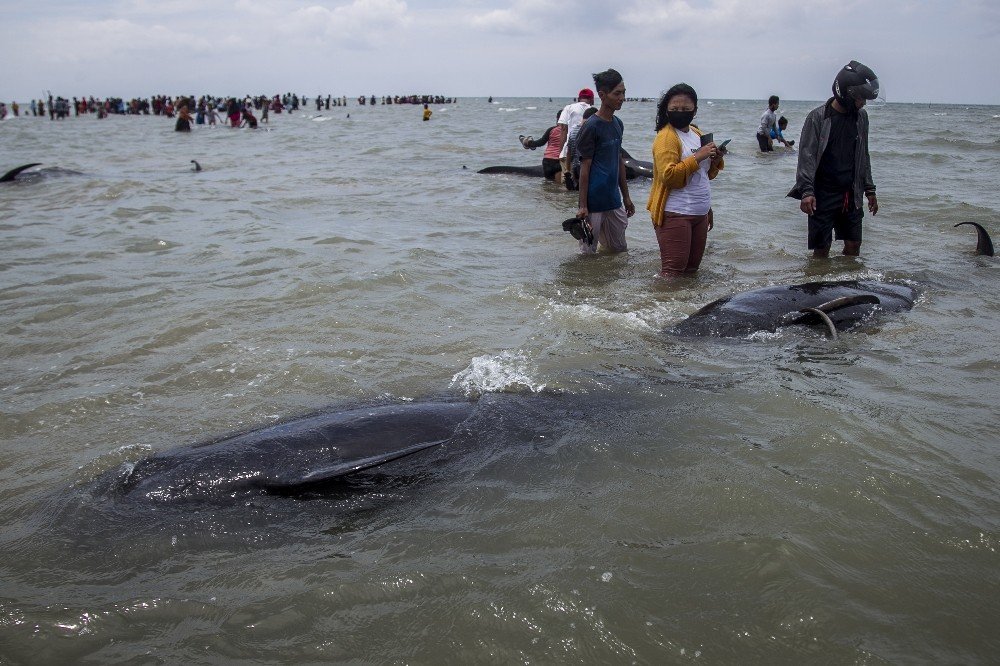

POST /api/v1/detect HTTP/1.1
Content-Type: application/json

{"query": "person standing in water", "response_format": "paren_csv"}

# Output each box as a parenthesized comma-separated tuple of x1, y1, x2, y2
(422, 103, 432, 121)
(575, 68, 635, 254)
(756, 95, 791, 151)
(565, 106, 598, 190)
(788, 60, 880, 258)
(174, 103, 193, 132)
(520, 111, 564, 183)
(557, 88, 595, 183)
(646, 83, 725, 276)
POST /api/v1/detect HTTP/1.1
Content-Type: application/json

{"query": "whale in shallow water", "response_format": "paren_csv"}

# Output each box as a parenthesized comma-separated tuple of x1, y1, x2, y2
(100, 400, 476, 502)
(954, 222, 994, 256)
(669, 281, 919, 338)
(1, 163, 84, 183)
(478, 148, 653, 180)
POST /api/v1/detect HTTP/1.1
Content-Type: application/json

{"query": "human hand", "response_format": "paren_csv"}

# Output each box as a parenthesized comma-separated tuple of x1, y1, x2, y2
(800, 195, 817, 215)
(624, 196, 635, 218)
(867, 193, 878, 216)
(694, 142, 716, 162)
(577, 206, 588, 221)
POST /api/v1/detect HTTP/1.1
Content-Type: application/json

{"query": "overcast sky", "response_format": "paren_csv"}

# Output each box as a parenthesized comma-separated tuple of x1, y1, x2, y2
(3, 0, 999, 104)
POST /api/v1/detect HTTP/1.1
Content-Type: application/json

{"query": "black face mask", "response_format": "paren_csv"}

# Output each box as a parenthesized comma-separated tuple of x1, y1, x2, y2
(667, 110, 695, 128)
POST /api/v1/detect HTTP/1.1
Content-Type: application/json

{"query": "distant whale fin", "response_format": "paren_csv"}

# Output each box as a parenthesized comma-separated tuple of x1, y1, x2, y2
(954, 222, 995, 256)
(799, 307, 838, 339)
(191, 160, 202, 172)
(0, 163, 42, 183)
(265, 437, 448, 489)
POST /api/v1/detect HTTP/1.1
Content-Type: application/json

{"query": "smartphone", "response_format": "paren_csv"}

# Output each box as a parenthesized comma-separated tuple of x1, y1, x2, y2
(700, 132, 714, 146)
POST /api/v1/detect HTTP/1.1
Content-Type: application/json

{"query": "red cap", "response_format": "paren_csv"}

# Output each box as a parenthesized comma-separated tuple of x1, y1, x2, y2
(578, 88, 594, 100)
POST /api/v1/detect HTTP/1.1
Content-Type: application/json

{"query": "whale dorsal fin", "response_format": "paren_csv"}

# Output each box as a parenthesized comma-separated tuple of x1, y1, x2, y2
(955, 222, 995, 256)
(0, 163, 42, 183)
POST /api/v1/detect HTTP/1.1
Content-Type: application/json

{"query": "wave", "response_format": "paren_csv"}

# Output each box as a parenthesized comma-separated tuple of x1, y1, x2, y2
(450, 351, 546, 397)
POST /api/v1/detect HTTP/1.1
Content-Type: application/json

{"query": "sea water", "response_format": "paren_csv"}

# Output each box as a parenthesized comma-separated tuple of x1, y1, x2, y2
(1, 99, 998, 662)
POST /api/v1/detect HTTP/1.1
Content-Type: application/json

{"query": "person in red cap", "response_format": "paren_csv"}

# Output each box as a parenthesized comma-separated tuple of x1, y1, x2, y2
(557, 88, 596, 183)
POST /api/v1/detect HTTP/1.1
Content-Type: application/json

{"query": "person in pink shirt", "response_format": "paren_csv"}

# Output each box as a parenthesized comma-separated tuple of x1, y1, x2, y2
(520, 111, 565, 183)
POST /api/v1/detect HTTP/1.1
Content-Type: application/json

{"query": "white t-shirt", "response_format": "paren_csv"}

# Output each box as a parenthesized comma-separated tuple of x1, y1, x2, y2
(758, 108, 777, 136)
(664, 127, 712, 216)
(558, 101, 592, 158)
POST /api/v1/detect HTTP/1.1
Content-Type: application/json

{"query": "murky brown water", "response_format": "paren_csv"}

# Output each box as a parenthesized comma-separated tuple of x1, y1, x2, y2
(1, 100, 998, 663)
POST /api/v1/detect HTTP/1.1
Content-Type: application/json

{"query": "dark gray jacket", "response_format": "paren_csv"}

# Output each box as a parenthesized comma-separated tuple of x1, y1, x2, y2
(787, 99, 875, 208)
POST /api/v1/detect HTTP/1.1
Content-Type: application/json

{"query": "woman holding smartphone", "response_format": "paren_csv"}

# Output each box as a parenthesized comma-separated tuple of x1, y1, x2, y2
(646, 83, 725, 277)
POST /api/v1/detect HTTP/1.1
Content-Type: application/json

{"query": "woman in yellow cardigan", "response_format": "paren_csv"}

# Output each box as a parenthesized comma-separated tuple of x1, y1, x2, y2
(646, 83, 725, 276)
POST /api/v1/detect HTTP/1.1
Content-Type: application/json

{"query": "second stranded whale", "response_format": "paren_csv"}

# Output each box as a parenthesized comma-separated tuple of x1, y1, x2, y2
(669, 280, 919, 339)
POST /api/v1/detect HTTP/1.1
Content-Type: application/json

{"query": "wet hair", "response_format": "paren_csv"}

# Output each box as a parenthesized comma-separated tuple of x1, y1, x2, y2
(582, 107, 598, 120)
(655, 83, 698, 131)
(778, 116, 788, 127)
(769, 95, 780, 106)
(592, 68, 623, 94)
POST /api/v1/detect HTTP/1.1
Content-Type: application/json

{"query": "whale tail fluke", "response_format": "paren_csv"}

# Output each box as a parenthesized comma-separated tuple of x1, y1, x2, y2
(954, 222, 995, 256)
(1, 163, 43, 183)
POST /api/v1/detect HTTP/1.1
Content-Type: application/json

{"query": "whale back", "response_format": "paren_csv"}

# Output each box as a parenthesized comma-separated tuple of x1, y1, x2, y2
(670, 281, 918, 337)
(105, 401, 476, 501)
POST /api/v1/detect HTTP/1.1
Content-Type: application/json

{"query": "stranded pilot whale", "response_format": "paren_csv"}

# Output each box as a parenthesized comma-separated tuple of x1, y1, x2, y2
(98, 400, 476, 502)
(478, 147, 653, 180)
(954, 222, 995, 256)
(669, 280, 918, 339)
(1, 163, 84, 183)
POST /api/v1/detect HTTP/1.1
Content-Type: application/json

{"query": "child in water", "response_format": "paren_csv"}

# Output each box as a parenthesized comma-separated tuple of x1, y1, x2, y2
(770, 116, 795, 147)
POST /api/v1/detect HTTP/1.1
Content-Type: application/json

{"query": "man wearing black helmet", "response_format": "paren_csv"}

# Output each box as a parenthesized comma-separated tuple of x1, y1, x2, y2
(788, 60, 880, 257)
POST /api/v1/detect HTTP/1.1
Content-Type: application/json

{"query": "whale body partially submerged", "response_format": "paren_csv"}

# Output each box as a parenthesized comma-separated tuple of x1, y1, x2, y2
(100, 400, 476, 502)
(669, 281, 919, 338)
(478, 148, 653, 180)
(1, 163, 84, 183)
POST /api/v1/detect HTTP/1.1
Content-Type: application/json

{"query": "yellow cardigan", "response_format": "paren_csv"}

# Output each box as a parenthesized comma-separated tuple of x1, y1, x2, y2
(646, 125, 724, 226)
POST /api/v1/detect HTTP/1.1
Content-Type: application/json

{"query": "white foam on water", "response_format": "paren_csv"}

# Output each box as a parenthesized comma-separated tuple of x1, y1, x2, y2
(545, 301, 659, 332)
(450, 350, 546, 397)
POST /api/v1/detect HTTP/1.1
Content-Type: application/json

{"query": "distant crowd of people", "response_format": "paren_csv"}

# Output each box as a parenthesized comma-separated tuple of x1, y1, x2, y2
(354, 95, 455, 106)
(0, 92, 455, 122)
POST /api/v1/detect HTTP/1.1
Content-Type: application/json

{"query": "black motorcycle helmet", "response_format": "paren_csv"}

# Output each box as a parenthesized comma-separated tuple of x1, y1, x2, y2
(832, 60, 879, 106)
